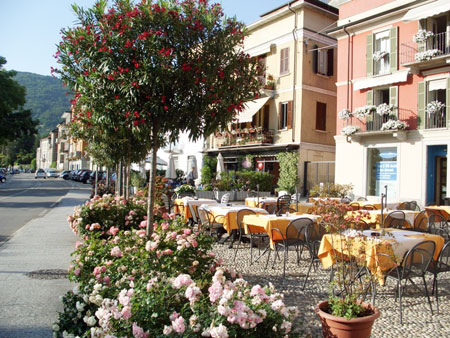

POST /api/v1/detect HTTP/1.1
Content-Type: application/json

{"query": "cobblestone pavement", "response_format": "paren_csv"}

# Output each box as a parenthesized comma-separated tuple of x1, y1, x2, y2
(212, 242, 450, 337)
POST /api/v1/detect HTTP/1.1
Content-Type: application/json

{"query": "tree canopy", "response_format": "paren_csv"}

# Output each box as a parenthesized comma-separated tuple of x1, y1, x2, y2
(0, 57, 38, 145)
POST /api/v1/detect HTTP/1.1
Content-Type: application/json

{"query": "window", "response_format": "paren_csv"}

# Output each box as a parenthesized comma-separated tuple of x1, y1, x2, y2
(426, 79, 447, 128)
(279, 102, 288, 129)
(366, 147, 397, 199)
(316, 102, 326, 131)
(313, 46, 334, 76)
(280, 47, 289, 75)
(373, 31, 390, 75)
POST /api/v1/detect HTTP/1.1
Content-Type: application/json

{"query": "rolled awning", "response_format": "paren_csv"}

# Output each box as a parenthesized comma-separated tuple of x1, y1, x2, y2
(402, 0, 450, 22)
(353, 70, 409, 91)
(235, 96, 270, 123)
(428, 78, 447, 91)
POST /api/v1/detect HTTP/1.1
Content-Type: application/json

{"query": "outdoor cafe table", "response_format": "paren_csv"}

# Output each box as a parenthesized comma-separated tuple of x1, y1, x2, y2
(346, 209, 420, 229)
(245, 197, 314, 213)
(174, 197, 218, 220)
(318, 229, 444, 285)
(352, 200, 400, 210)
(242, 213, 321, 248)
(201, 204, 268, 233)
(425, 206, 450, 220)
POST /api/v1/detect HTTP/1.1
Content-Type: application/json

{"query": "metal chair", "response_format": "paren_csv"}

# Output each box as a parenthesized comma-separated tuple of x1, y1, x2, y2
(398, 201, 421, 211)
(263, 203, 277, 214)
(221, 192, 231, 204)
(413, 210, 429, 232)
(197, 207, 224, 238)
(384, 210, 407, 229)
(357, 196, 368, 201)
(380, 241, 436, 324)
(361, 204, 377, 210)
(276, 194, 291, 212)
(276, 206, 296, 216)
(187, 203, 199, 226)
(428, 214, 450, 242)
(268, 218, 313, 277)
(349, 202, 360, 211)
(303, 222, 327, 289)
(427, 241, 450, 314)
(341, 196, 352, 204)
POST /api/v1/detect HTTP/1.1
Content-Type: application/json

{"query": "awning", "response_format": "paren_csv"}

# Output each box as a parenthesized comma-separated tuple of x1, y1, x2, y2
(428, 78, 447, 91)
(235, 96, 270, 123)
(353, 70, 409, 91)
(402, 0, 450, 22)
(246, 44, 271, 58)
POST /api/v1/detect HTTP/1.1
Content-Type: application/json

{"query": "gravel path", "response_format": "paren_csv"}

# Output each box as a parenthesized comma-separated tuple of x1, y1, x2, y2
(212, 241, 450, 337)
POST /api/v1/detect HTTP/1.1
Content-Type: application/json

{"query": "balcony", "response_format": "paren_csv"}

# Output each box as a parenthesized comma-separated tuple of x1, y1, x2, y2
(400, 31, 450, 71)
(215, 128, 274, 148)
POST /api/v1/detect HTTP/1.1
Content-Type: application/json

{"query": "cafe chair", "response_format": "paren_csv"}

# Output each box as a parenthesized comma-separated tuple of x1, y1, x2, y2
(428, 214, 450, 242)
(377, 241, 436, 324)
(276, 206, 296, 216)
(427, 241, 450, 314)
(263, 203, 277, 214)
(357, 196, 368, 201)
(384, 210, 407, 229)
(269, 218, 314, 278)
(341, 196, 352, 204)
(197, 207, 224, 238)
(276, 194, 292, 213)
(187, 203, 199, 226)
(233, 209, 265, 264)
(303, 222, 327, 289)
(221, 192, 231, 204)
(413, 210, 429, 232)
(398, 201, 421, 211)
(349, 202, 360, 211)
(361, 204, 377, 210)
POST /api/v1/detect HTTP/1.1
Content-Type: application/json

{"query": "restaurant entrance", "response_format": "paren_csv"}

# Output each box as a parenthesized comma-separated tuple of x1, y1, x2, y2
(427, 145, 447, 205)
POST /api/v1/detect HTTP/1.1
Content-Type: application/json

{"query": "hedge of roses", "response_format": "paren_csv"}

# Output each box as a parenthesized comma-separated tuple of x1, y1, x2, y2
(55, 211, 298, 337)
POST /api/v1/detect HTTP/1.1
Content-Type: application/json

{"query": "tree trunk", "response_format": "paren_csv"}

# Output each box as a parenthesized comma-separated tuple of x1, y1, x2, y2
(106, 167, 110, 191)
(118, 161, 123, 196)
(146, 144, 158, 237)
(94, 163, 98, 196)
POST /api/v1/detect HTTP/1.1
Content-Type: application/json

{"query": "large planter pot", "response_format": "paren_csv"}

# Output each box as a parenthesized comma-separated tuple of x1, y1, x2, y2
(315, 301, 380, 338)
(195, 190, 215, 199)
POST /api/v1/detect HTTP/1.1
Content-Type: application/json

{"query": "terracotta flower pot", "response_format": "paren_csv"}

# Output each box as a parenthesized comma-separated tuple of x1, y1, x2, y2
(315, 301, 380, 338)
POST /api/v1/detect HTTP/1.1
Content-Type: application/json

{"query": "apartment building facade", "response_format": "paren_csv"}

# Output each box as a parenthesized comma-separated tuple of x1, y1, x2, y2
(330, 0, 450, 204)
(205, 0, 338, 191)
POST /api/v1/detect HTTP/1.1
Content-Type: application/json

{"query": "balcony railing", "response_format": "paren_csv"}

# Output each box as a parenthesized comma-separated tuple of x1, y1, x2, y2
(424, 107, 446, 129)
(215, 128, 274, 148)
(400, 31, 450, 65)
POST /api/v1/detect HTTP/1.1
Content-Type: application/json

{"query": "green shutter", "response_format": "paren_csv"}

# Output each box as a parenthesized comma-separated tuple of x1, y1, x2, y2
(366, 34, 373, 77)
(389, 86, 398, 118)
(390, 27, 398, 73)
(418, 81, 425, 129)
(366, 90, 374, 127)
(446, 78, 450, 128)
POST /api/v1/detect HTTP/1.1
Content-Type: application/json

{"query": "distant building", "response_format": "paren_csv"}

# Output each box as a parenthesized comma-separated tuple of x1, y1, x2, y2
(55, 111, 71, 170)
(36, 129, 58, 169)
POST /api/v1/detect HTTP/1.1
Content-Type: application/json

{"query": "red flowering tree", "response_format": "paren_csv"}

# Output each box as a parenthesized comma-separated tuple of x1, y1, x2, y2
(54, 0, 261, 235)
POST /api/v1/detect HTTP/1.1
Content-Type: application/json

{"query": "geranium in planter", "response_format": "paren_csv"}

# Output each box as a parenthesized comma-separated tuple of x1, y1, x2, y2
(412, 29, 434, 43)
(341, 125, 360, 136)
(174, 184, 196, 196)
(376, 103, 395, 116)
(425, 100, 445, 117)
(381, 119, 408, 131)
(312, 200, 381, 338)
(338, 108, 352, 120)
(354, 105, 376, 119)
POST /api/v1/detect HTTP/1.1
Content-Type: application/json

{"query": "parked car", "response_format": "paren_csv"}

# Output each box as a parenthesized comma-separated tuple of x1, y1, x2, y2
(59, 170, 71, 179)
(46, 168, 59, 178)
(0, 172, 6, 183)
(87, 171, 104, 184)
(80, 170, 92, 184)
(35, 168, 47, 179)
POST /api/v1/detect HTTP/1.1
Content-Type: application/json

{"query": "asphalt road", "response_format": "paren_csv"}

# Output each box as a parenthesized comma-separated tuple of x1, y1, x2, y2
(0, 173, 90, 245)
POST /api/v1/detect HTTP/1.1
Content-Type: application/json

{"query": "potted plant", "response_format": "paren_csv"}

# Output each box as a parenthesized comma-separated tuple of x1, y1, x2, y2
(264, 74, 275, 90)
(174, 184, 195, 196)
(312, 200, 381, 337)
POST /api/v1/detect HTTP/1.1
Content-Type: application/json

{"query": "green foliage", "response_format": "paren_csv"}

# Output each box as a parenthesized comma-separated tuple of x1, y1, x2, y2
(50, 161, 57, 168)
(0, 58, 38, 145)
(276, 152, 298, 194)
(329, 295, 364, 320)
(174, 184, 196, 195)
(200, 155, 217, 184)
(235, 171, 273, 192)
(309, 183, 353, 198)
(130, 170, 146, 188)
(30, 158, 36, 171)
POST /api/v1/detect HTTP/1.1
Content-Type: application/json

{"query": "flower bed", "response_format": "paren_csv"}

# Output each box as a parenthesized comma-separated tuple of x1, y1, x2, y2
(55, 205, 298, 337)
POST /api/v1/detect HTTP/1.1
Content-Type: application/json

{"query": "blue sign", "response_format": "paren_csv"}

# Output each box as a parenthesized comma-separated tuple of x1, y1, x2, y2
(376, 162, 397, 181)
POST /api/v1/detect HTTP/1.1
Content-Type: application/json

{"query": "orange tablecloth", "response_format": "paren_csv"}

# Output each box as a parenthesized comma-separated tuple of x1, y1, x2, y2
(346, 210, 419, 229)
(174, 198, 217, 220)
(426, 206, 450, 220)
(204, 205, 268, 233)
(245, 198, 314, 213)
(242, 214, 321, 248)
(318, 229, 444, 285)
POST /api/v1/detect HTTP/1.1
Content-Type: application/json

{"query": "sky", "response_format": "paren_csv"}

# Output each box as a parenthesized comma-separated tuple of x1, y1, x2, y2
(0, 0, 295, 76)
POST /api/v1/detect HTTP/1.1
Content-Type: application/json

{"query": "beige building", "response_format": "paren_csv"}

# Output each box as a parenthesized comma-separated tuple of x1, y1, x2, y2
(36, 129, 58, 169)
(55, 111, 71, 170)
(205, 0, 338, 192)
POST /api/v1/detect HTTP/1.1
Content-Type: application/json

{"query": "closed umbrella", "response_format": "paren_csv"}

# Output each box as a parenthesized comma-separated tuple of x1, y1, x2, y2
(216, 153, 225, 180)
(165, 154, 177, 179)
(190, 156, 198, 180)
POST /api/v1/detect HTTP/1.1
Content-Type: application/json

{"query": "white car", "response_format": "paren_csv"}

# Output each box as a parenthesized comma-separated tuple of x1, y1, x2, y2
(46, 169, 59, 178)
(35, 169, 46, 179)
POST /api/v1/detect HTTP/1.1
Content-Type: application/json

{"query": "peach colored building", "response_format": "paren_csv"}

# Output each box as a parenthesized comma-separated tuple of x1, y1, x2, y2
(330, 0, 450, 205)
(205, 0, 338, 191)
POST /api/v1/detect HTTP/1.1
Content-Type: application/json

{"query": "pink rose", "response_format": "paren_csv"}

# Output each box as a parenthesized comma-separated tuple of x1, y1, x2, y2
(74, 268, 81, 276)
(75, 241, 82, 249)
(171, 316, 185, 334)
(110, 246, 123, 257)
(139, 220, 147, 228)
(172, 274, 193, 289)
(132, 322, 145, 338)
(121, 306, 132, 320)
(109, 226, 120, 236)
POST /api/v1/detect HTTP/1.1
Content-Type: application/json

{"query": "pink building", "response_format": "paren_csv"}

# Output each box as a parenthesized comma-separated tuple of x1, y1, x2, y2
(330, 0, 450, 205)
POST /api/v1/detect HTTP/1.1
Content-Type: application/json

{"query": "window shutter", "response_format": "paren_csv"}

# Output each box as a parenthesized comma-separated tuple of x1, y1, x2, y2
(316, 102, 326, 131)
(327, 49, 334, 76)
(287, 101, 293, 129)
(389, 86, 398, 118)
(313, 45, 318, 74)
(285, 47, 290, 73)
(366, 34, 373, 77)
(263, 105, 270, 130)
(278, 102, 282, 129)
(417, 81, 425, 129)
(390, 27, 398, 73)
(446, 78, 450, 128)
(280, 49, 284, 74)
(366, 90, 374, 126)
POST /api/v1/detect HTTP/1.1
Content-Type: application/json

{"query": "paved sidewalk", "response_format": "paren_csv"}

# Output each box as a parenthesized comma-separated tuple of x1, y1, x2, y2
(0, 188, 90, 337)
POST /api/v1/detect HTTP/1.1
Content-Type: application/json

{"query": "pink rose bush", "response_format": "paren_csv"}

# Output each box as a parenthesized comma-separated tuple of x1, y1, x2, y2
(55, 206, 298, 337)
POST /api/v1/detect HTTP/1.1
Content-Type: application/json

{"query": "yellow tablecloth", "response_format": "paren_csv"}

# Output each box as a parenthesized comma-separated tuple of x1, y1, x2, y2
(242, 214, 321, 248)
(346, 210, 419, 229)
(206, 206, 268, 233)
(174, 198, 191, 219)
(318, 229, 444, 285)
(426, 206, 450, 220)
(245, 198, 314, 214)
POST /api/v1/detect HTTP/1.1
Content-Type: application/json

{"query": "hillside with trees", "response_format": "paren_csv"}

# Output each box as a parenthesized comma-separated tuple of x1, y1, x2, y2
(14, 71, 72, 136)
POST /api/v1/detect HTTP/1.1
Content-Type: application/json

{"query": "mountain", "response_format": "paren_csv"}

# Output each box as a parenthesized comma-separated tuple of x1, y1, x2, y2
(13, 72, 72, 136)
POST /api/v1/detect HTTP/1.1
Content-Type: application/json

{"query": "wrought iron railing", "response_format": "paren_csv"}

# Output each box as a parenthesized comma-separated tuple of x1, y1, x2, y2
(215, 128, 274, 147)
(424, 107, 446, 129)
(400, 31, 450, 65)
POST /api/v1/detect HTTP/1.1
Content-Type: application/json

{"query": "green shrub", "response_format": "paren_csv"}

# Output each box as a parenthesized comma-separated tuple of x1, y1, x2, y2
(235, 170, 274, 192)
(201, 155, 217, 184)
(130, 170, 146, 188)
(276, 152, 298, 194)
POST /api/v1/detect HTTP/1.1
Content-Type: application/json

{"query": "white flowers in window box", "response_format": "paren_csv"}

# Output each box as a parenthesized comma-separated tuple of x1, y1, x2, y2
(372, 50, 388, 62)
(425, 100, 445, 117)
(414, 49, 442, 62)
(338, 108, 352, 120)
(376, 103, 395, 116)
(354, 105, 376, 119)
(341, 125, 360, 136)
(412, 30, 434, 43)
(381, 119, 408, 131)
